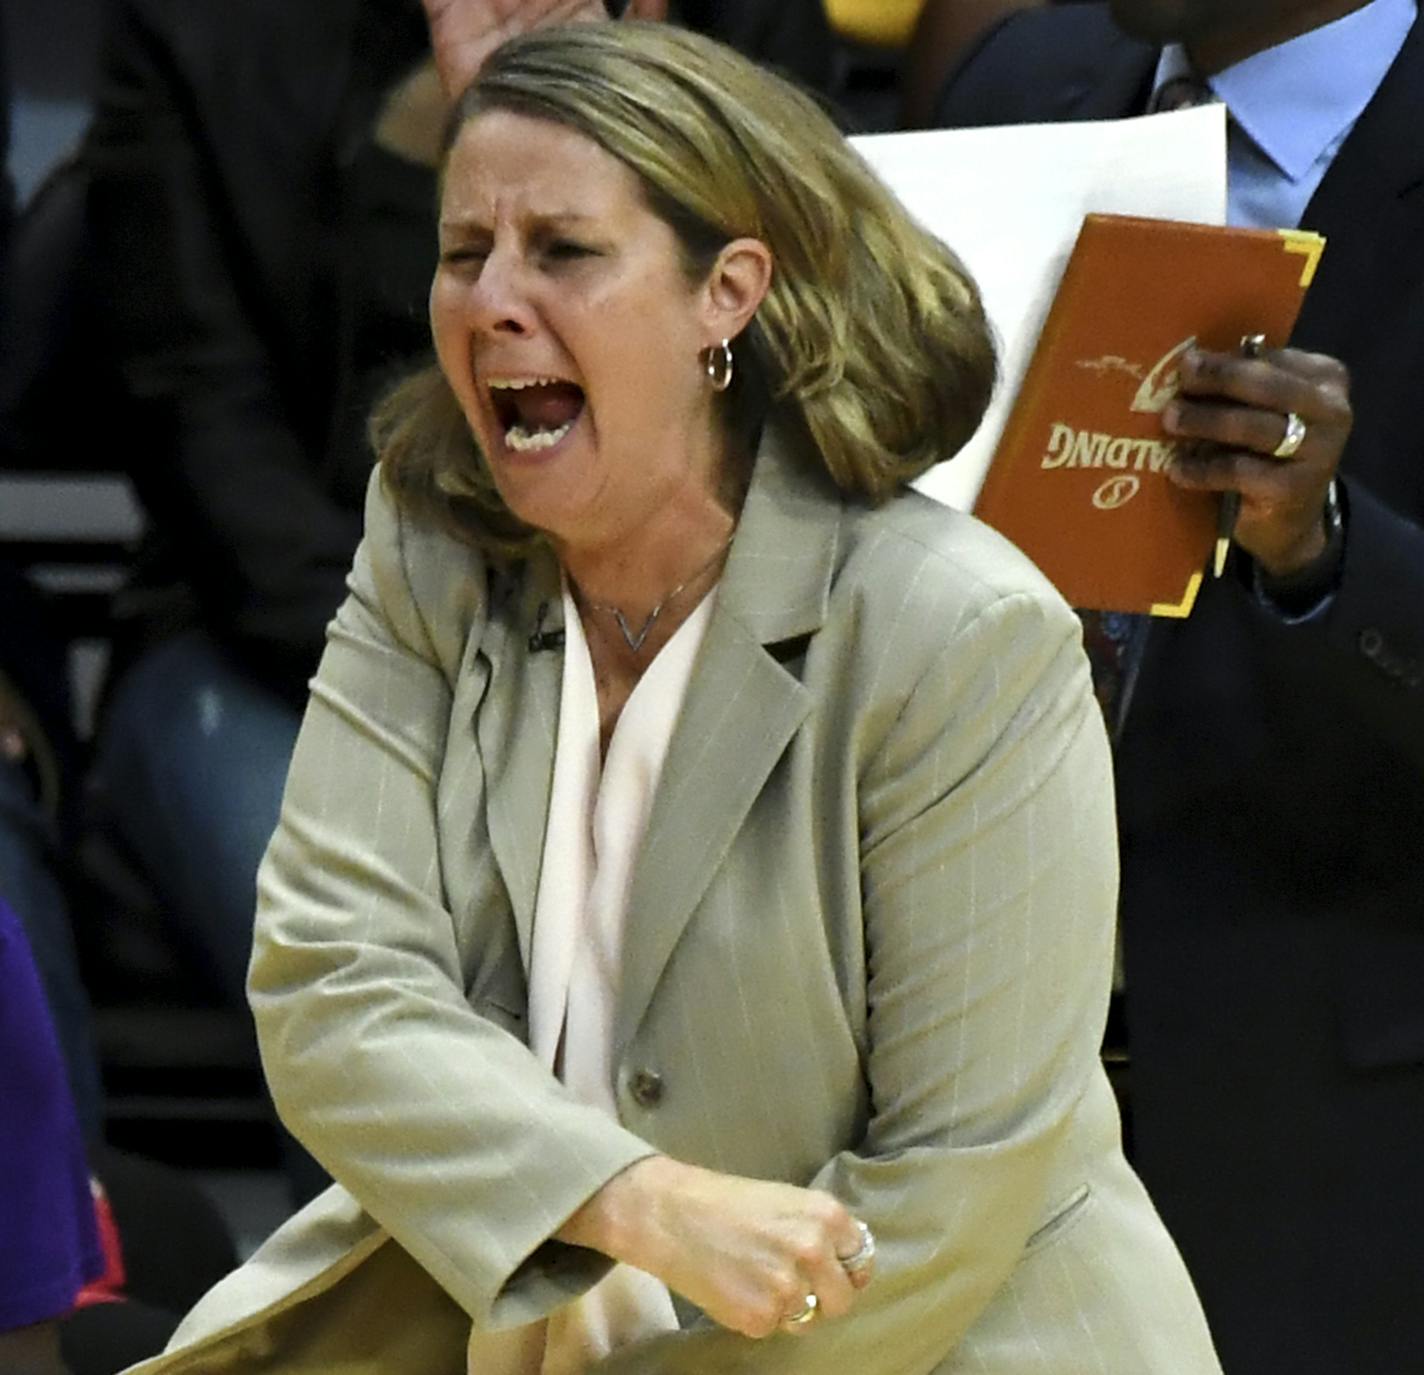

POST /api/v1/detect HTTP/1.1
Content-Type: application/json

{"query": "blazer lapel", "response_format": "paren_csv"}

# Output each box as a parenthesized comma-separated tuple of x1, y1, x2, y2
(1288, 11, 1424, 503)
(614, 428, 841, 1054)
(1312, 6, 1424, 203)
(1296, 12, 1424, 338)
(475, 547, 564, 969)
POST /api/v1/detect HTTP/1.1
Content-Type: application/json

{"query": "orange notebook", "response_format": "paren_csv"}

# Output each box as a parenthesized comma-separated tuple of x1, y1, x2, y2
(974, 213, 1325, 616)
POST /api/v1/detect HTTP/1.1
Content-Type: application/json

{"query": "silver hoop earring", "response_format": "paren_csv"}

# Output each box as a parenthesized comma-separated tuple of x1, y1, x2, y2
(705, 338, 734, 393)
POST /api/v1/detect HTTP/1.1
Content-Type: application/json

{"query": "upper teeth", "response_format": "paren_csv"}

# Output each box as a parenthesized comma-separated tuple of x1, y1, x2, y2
(489, 377, 563, 390)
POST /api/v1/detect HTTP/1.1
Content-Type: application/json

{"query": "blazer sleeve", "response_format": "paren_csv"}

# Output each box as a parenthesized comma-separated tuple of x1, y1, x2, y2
(248, 472, 657, 1329)
(594, 581, 1120, 1372)
(1276, 479, 1424, 767)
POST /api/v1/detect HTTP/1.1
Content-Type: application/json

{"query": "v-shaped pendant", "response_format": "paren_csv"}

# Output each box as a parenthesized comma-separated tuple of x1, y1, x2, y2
(612, 606, 661, 653)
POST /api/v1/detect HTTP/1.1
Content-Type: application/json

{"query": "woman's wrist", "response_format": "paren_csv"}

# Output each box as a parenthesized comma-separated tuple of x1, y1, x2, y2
(555, 1153, 678, 1266)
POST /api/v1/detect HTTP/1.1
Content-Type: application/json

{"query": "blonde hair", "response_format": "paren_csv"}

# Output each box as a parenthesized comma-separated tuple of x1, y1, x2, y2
(375, 21, 995, 554)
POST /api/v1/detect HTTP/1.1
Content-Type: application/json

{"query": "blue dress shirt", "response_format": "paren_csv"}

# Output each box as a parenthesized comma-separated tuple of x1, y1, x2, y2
(1154, 0, 1416, 230)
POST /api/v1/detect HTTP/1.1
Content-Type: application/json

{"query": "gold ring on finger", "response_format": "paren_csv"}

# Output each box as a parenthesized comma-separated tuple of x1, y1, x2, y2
(1273, 411, 1307, 459)
(782, 1294, 818, 1328)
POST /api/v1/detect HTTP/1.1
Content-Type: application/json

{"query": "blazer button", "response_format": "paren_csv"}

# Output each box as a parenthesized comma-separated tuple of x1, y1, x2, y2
(1359, 628, 1384, 660)
(629, 1068, 665, 1108)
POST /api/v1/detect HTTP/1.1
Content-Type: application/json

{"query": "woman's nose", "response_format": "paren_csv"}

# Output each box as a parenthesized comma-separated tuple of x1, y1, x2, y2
(468, 249, 536, 337)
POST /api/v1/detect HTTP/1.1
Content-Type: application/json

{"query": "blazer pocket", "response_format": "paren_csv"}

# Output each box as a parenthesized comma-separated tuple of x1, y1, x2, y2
(1023, 1183, 1094, 1256)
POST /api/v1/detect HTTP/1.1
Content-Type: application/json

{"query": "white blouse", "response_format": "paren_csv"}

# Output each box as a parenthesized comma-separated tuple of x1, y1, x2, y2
(468, 581, 716, 1375)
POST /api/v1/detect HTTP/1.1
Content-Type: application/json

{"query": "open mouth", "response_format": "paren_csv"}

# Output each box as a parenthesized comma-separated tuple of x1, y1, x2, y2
(488, 377, 586, 454)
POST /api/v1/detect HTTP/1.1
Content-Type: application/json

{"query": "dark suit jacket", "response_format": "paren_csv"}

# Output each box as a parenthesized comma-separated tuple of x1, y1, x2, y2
(82, 0, 435, 703)
(936, 9, 1424, 1373)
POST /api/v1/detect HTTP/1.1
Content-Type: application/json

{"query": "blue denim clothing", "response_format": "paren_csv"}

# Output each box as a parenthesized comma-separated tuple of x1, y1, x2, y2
(91, 630, 328, 1202)
(91, 631, 302, 1006)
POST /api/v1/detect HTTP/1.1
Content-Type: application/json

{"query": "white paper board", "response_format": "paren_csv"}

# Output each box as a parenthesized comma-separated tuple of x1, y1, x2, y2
(851, 105, 1228, 510)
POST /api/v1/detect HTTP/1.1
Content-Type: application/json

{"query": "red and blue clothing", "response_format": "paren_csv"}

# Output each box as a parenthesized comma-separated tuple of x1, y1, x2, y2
(0, 896, 103, 1330)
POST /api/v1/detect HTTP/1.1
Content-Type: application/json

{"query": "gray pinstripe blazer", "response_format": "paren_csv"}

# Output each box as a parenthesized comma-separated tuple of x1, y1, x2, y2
(124, 427, 1220, 1373)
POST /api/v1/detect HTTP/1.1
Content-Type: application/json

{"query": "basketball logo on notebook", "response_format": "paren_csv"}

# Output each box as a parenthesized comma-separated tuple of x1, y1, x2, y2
(1131, 336, 1195, 413)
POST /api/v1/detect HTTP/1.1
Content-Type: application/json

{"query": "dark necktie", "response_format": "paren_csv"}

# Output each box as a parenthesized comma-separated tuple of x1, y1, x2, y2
(1150, 73, 1216, 114)
(1078, 609, 1146, 741)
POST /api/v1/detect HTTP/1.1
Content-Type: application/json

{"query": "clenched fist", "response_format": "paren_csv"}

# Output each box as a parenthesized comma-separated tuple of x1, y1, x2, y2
(558, 1155, 874, 1339)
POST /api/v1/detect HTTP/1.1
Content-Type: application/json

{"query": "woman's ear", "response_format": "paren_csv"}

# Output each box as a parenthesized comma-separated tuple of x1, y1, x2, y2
(702, 238, 773, 346)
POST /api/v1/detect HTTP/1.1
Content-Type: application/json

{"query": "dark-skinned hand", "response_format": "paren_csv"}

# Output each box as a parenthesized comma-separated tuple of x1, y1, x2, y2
(420, 0, 668, 100)
(1163, 344, 1353, 577)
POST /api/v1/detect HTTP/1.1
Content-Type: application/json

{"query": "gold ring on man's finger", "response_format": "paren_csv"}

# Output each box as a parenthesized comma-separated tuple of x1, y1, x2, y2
(1273, 411, 1307, 458)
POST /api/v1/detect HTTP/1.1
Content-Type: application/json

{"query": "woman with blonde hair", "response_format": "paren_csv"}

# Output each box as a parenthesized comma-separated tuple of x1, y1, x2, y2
(123, 18, 1219, 1374)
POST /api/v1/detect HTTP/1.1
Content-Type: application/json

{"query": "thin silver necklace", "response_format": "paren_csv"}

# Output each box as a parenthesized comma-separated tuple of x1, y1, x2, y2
(579, 538, 732, 654)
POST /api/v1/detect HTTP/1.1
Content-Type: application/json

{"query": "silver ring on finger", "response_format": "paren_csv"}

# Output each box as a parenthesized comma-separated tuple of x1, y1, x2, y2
(838, 1220, 877, 1275)
(1273, 411, 1307, 459)
(782, 1293, 819, 1328)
